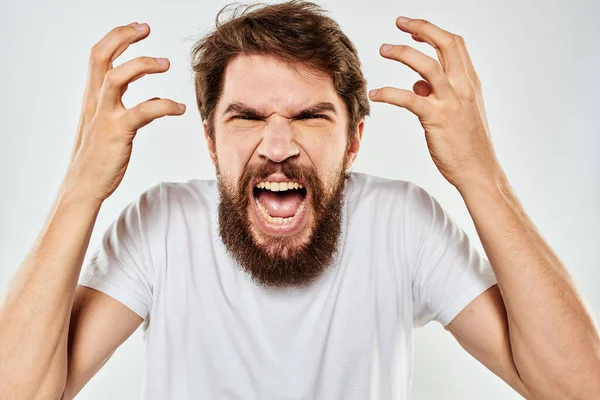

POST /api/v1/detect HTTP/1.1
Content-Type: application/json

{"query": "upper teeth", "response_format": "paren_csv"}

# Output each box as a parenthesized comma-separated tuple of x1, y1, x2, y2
(256, 181, 303, 191)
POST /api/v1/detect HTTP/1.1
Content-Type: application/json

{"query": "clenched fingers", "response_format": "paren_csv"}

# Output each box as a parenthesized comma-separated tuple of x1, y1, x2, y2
(122, 98, 186, 132)
(98, 56, 171, 110)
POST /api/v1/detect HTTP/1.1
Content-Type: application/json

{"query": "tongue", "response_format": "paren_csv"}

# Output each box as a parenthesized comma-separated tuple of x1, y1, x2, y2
(257, 190, 304, 218)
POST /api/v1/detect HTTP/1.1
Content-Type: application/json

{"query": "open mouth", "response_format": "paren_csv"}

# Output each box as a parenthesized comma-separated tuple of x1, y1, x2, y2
(251, 178, 309, 235)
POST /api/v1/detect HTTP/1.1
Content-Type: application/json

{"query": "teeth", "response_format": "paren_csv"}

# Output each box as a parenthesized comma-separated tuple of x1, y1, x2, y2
(255, 181, 304, 192)
(297, 201, 305, 215)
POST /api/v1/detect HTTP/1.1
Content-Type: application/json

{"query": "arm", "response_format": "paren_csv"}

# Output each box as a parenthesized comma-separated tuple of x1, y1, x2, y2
(0, 21, 185, 399)
(447, 176, 600, 398)
(445, 285, 533, 398)
(369, 16, 600, 398)
(0, 192, 102, 398)
(60, 286, 143, 399)
(0, 182, 144, 400)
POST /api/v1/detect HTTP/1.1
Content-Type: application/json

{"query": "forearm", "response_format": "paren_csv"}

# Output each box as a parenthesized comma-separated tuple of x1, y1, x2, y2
(459, 175, 600, 398)
(0, 187, 101, 397)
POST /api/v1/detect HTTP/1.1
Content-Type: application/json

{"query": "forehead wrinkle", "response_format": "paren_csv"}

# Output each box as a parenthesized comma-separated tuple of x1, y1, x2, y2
(226, 58, 335, 108)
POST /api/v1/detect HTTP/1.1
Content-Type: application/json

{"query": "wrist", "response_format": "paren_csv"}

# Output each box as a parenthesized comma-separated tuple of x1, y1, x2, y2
(57, 177, 105, 210)
(455, 169, 511, 205)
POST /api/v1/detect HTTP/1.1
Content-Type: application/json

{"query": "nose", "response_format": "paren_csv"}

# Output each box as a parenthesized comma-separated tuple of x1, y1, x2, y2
(256, 115, 300, 163)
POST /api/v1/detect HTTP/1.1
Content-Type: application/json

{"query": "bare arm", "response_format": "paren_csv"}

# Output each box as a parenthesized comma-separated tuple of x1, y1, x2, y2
(370, 16, 600, 399)
(446, 285, 532, 398)
(0, 193, 101, 398)
(0, 21, 185, 399)
(449, 177, 600, 398)
(59, 286, 143, 400)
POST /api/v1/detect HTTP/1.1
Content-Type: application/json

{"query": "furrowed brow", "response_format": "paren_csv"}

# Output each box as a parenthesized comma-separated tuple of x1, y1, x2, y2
(295, 102, 337, 118)
(222, 102, 266, 118)
(222, 101, 337, 119)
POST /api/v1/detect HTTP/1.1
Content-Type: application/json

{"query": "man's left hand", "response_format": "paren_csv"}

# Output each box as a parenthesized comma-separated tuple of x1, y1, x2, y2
(369, 17, 503, 192)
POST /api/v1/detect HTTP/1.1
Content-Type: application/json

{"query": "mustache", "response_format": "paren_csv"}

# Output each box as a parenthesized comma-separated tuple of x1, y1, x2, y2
(242, 160, 311, 182)
(239, 160, 320, 192)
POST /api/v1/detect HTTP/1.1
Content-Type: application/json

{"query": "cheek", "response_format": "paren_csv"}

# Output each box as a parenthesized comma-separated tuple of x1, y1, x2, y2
(296, 128, 348, 172)
(216, 130, 260, 177)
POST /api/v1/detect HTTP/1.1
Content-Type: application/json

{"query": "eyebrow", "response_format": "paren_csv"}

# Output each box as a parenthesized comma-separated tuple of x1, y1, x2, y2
(222, 101, 337, 119)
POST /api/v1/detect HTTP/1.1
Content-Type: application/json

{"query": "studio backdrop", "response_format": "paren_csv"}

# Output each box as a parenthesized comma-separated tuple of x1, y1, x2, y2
(0, 0, 598, 399)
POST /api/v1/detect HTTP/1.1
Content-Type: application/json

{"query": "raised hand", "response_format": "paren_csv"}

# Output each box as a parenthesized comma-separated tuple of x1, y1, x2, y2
(62, 22, 186, 203)
(369, 17, 502, 192)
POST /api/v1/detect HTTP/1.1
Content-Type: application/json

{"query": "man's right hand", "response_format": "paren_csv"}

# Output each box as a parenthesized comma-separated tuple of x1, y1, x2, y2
(61, 22, 186, 204)
(0, 22, 187, 399)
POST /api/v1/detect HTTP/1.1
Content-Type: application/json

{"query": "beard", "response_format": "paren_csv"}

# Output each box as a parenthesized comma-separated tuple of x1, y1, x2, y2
(217, 159, 347, 289)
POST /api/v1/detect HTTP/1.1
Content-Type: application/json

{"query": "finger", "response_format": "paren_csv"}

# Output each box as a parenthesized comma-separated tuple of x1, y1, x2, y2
(413, 80, 432, 97)
(122, 98, 186, 132)
(118, 70, 150, 98)
(369, 86, 433, 117)
(396, 17, 467, 81)
(98, 57, 170, 109)
(85, 23, 151, 111)
(380, 44, 453, 97)
(411, 34, 427, 43)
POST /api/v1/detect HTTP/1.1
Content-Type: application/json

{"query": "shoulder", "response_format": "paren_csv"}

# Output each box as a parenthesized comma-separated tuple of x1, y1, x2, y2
(156, 179, 219, 207)
(125, 179, 219, 225)
(137, 179, 218, 206)
(345, 172, 435, 216)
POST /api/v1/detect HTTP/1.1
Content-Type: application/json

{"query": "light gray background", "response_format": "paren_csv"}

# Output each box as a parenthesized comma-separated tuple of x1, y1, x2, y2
(1, 0, 598, 398)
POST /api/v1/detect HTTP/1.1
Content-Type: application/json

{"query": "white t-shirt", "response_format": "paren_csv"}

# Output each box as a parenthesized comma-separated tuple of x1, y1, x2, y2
(79, 172, 497, 399)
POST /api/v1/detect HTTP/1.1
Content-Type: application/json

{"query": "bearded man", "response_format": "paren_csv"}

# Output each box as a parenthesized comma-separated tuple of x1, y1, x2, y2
(0, 1, 598, 399)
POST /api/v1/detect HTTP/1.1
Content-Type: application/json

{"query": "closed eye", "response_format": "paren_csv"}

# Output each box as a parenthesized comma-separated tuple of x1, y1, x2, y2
(296, 114, 330, 121)
(233, 115, 263, 121)
(232, 114, 330, 121)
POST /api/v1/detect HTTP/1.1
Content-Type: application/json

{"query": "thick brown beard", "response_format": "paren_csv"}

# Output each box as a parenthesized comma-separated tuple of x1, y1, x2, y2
(217, 159, 347, 289)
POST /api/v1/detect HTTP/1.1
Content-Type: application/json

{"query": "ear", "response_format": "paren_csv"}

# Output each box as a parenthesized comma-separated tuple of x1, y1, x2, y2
(345, 119, 364, 171)
(203, 119, 218, 166)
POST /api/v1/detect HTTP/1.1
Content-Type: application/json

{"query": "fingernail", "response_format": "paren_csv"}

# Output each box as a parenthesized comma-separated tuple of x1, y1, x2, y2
(381, 44, 394, 52)
(397, 16, 411, 24)
(133, 22, 148, 31)
(177, 103, 186, 111)
(156, 58, 169, 67)
(127, 22, 139, 26)
(369, 89, 378, 97)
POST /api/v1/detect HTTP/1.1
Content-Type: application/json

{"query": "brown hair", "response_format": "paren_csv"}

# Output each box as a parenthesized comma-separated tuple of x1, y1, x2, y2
(190, 0, 370, 141)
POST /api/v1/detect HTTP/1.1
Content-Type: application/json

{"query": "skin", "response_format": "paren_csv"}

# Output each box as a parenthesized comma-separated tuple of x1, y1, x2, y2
(0, 16, 597, 400)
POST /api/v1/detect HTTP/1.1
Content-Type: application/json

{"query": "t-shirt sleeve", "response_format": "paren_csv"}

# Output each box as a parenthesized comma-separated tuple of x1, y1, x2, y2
(404, 183, 497, 328)
(78, 184, 164, 321)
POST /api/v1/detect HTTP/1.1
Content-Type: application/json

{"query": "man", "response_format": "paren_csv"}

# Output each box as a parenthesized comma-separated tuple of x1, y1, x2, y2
(0, 1, 598, 399)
